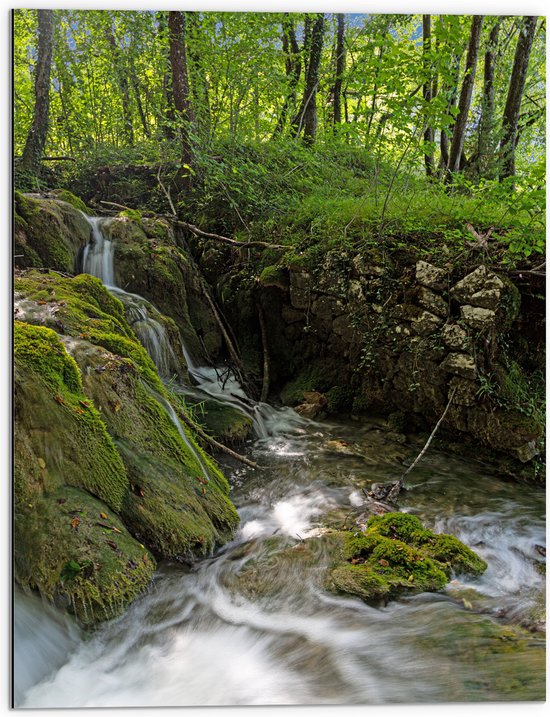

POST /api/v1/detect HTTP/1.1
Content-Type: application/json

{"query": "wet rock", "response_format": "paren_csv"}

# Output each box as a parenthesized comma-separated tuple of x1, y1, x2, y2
(460, 305, 496, 330)
(415, 260, 447, 291)
(440, 353, 477, 380)
(449, 377, 478, 406)
(442, 323, 470, 351)
(417, 286, 448, 318)
(295, 391, 327, 419)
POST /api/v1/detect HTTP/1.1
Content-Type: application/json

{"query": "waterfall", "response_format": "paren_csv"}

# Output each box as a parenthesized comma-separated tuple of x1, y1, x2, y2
(81, 216, 115, 286)
(79, 214, 307, 440)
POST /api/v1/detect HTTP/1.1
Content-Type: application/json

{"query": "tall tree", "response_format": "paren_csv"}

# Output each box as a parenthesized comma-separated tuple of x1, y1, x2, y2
(473, 18, 501, 177)
(293, 13, 325, 144)
(106, 20, 134, 145)
(168, 10, 195, 190)
(273, 14, 302, 138)
(448, 15, 484, 175)
(19, 9, 54, 177)
(422, 15, 435, 176)
(332, 14, 346, 128)
(499, 16, 538, 180)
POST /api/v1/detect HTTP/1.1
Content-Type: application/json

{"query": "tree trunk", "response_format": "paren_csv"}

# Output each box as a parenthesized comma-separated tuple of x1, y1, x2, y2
(272, 14, 301, 138)
(499, 16, 538, 180)
(106, 24, 134, 146)
(448, 15, 484, 175)
(187, 12, 212, 144)
(19, 9, 54, 177)
(332, 13, 346, 127)
(293, 13, 325, 144)
(474, 19, 501, 176)
(422, 15, 435, 176)
(168, 10, 195, 190)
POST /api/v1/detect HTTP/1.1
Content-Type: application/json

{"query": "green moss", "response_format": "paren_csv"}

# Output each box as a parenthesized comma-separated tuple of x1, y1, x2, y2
(118, 208, 142, 222)
(327, 512, 487, 604)
(280, 363, 335, 406)
(52, 189, 90, 214)
(14, 193, 91, 272)
(258, 265, 288, 289)
(14, 321, 128, 512)
(199, 399, 253, 444)
(14, 485, 155, 625)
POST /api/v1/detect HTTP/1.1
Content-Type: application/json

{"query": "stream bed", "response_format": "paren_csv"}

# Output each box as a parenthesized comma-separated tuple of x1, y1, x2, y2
(14, 413, 546, 707)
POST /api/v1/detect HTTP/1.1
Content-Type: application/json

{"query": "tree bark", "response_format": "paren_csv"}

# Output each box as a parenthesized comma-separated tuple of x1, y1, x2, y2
(106, 24, 134, 146)
(422, 15, 435, 176)
(293, 13, 325, 144)
(332, 14, 346, 127)
(499, 16, 538, 180)
(187, 12, 212, 144)
(272, 14, 302, 138)
(473, 19, 501, 177)
(19, 10, 54, 177)
(448, 15, 484, 175)
(168, 11, 196, 190)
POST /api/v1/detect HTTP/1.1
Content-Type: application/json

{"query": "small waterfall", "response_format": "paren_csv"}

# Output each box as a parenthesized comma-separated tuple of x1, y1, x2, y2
(109, 288, 180, 379)
(81, 216, 115, 286)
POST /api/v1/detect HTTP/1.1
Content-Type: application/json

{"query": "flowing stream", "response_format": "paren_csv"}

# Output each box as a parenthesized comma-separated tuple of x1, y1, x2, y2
(13, 218, 546, 707)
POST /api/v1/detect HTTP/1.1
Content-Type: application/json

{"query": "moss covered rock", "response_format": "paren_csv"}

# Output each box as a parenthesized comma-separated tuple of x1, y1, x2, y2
(14, 192, 91, 272)
(14, 271, 240, 623)
(199, 399, 254, 444)
(326, 512, 486, 604)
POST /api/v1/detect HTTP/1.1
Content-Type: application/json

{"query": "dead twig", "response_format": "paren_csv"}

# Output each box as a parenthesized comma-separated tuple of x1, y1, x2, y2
(386, 387, 457, 503)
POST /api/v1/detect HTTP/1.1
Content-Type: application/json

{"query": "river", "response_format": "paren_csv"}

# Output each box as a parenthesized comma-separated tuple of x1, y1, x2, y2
(12, 216, 546, 707)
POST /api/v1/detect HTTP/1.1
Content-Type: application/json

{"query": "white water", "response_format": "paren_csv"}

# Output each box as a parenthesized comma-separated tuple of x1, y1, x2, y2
(80, 216, 115, 287)
(14, 216, 546, 707)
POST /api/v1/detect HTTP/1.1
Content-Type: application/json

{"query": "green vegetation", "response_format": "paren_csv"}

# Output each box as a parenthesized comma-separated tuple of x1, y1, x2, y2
(327, 512, 487, 603)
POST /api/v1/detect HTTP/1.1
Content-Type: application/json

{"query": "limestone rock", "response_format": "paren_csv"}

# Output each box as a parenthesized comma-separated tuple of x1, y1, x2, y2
(281, 305, 305, 324)
(449, 376, 478, 406)
(460, 305, 496, 330)
(416, 260, 447, 290)
(332, 314, 355, 342)
(515, 441, 540, 463)
(352, 255, 385, 277)
(290, 270, 312, 291)
(417, 286, 448, 318)
(311, 294, 344, 320)
(441, 323, 470, 351)
(440, 353, 477, 380)
(468, 288, 502, 310)
(295, 391, 327, 419)
(411, 310, 444, 336)
(451, 266, 504, 304)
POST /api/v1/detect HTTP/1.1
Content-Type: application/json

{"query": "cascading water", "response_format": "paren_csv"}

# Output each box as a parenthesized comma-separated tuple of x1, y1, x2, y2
(80, 216, 115, 287)
(14, 214, 546, 707)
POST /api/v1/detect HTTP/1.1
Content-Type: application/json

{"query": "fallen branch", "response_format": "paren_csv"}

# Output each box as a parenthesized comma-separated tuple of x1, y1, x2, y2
(177, 219, 287, 250)
(386, 387, 457, 503)
(177, 405, 262, 470)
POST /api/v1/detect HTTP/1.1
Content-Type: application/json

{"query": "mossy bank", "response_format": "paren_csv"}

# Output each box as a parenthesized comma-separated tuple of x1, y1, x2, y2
(14, 270, 239, 626)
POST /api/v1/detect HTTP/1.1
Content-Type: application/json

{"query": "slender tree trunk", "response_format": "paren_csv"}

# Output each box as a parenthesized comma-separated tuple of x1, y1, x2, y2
(422, 15, 435, 176)
(473, 19, 501, 178)
(20, 9, 54, 177)
(332, 13, 346, 128)
(187, 12, 212, 144)
(272, 14, 301, 138)
(106, 25, 134, 146)
(157, 12, 176, 140)
(292, 13, 325, 144)
(448, 15, 484, 175)
(499, 16, 538, 180)
(168, 10, 195, 190)
(129, 58, 150, 139)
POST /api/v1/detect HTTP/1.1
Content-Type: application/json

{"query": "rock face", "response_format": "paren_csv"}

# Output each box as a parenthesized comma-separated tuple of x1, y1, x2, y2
(207, 250, 543, 480)
(14, 270, 239, 625)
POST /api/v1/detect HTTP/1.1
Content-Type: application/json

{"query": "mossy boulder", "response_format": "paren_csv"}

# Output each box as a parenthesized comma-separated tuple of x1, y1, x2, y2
(14, 271, 240, 623)
(105, 217, 197, 352)
(14, 321, 154, 624)
(14, 192, 91, 272)
(199, 399, 254, 444)
(326, 512, 487, 604)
